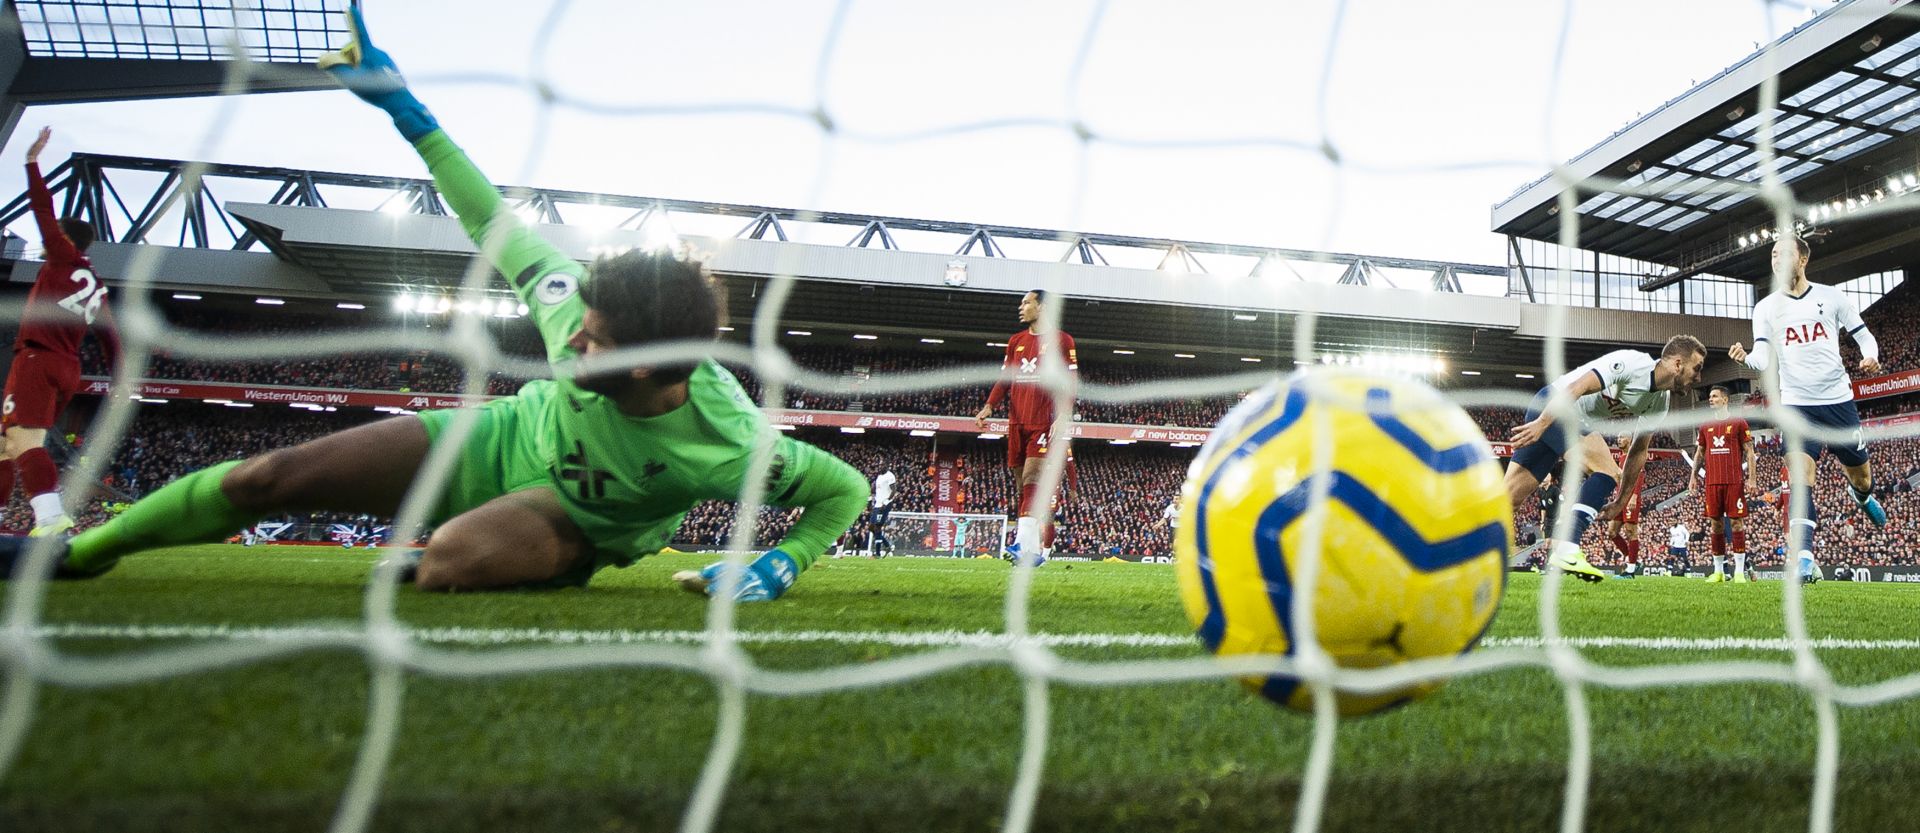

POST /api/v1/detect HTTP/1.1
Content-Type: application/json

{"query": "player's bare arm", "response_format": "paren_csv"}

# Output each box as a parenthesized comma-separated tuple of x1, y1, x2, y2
(1602, 434, 1653, 521)
(1687, 439, 1700, 494)
(1744, 435, 1757, 495)
(26, 126, 49, 164)
(1509, 370, 1605, 447)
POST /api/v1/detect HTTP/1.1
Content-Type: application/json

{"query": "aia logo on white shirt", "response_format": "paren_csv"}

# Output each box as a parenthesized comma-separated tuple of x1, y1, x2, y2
(1782, 322, 1830, 345)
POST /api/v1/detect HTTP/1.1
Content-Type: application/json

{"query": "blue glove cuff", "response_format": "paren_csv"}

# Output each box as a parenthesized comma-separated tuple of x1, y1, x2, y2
(749, 549, 799, 600)
(389, 101, 440, 143)
(355, 80, 436, 142)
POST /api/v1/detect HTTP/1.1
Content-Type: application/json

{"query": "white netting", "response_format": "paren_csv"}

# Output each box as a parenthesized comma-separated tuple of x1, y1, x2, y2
(0, 2, 1919, 833)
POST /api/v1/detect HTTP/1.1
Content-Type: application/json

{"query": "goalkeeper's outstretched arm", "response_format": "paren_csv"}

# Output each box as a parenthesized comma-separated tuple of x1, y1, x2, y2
(766, 436, 870, 574)
(319, 5, 580, 362)
(674, 436, 869, 602)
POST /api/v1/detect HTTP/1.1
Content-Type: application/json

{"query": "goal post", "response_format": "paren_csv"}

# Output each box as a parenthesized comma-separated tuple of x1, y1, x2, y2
(867, 511, 1010, 558)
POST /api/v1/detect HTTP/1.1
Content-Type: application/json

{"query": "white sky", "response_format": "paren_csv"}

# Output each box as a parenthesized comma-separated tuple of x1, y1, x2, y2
(0, 0, 1830, 269)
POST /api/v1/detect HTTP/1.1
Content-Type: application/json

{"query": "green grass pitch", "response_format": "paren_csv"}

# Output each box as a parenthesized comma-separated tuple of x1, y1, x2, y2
(5, 545, 1920, 833)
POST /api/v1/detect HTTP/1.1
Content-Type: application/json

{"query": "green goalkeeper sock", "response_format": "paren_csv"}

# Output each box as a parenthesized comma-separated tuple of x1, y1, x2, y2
(67, 461, 257, 573)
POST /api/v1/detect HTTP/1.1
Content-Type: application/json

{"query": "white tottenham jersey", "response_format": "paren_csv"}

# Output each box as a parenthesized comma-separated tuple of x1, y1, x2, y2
(1750, 284, 1867, 406)
(1669, 525, 1689, 549)
(1551, 349, 1669, 430)
(873, 471, 896, 507)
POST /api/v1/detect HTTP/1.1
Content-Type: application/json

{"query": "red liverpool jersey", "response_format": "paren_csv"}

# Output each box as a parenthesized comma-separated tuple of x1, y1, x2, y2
(987, 328, 1077, 427)
(1612, 449, 1646, 498)
(1696, 418, 1751, 485)
(16, 162, 117, 363)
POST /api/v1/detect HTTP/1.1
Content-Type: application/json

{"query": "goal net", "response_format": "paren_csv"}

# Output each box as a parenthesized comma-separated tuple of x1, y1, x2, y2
(2, 2, 1919, 833)
(863, 511, 1009, 559)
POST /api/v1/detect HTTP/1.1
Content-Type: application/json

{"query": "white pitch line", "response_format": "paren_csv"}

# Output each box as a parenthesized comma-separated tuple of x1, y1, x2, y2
(143, 553, 375, 566)
(26, 624, 1920, 651)
(34, 623, 1196, 649)
(1481, 636, 1920, 651)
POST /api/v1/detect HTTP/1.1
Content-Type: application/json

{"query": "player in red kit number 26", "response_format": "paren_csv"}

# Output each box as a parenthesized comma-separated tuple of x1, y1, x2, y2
(3, 127, 120, 537)
(975, 289, 1076, 565)
(1690, 385, 1756, 583)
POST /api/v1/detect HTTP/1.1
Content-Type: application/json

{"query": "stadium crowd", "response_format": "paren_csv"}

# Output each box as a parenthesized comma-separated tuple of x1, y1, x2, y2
(1858, 397, 1920, 421)
(70, 310, 543, 396)
(1544, 436, 1920, 572)
(0, 401, 379, 536)
(1843, 278, 1918, 375)
(5, 391, 1919, 566)
(11, 281, 1920, 561)
(673, 435, 1188, 557)
(0, 399, 1194, 557)
(80, 322, 1606, 445)
(734, 348, 1247, 427)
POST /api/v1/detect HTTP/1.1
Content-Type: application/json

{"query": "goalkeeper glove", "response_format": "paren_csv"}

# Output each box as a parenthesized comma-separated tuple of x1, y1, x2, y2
(316, 3, 440, 142)
(673, 549, 799, 602)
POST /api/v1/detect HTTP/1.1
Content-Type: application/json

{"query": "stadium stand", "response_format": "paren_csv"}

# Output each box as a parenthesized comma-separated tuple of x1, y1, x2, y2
(1860, 398, 1916, 419)
(668, 434, 1191, 557)
(72, 310, 1560, 437)
(16, 393, 1919, 565)
(12, 300, 1915, 559)
(1569, 436, 1920, 572)
(1844, 278, 1919, 375)
(0, 401, 379, 536)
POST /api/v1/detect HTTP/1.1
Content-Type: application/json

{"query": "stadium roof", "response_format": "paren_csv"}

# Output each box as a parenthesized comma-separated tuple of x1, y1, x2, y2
(222, 204, 1566, 375)
(0, 152, 1754, 381)
(207, 173, 1631, 375)
(1493, 0, 1920, 289)
(13, 0, 341, 61)
(2, 1, 341, 103)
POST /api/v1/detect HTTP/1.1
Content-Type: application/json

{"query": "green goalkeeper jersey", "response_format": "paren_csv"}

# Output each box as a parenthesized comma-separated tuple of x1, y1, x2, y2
(410, 129, 866, 573)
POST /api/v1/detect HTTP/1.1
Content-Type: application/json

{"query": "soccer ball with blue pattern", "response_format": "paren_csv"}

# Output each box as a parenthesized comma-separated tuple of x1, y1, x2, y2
(1174, 371, 1510, 716)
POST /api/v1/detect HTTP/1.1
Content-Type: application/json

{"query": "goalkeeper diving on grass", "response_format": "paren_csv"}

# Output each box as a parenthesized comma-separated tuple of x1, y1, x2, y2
(0, 5, 868, 600)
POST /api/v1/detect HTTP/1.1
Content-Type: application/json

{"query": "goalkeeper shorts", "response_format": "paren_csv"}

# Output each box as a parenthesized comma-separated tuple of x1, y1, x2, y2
(414, 394, 674, 588)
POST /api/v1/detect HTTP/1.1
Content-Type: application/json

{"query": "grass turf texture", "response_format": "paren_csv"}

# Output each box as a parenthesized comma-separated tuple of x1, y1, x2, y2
(5, 546, 1920, 833)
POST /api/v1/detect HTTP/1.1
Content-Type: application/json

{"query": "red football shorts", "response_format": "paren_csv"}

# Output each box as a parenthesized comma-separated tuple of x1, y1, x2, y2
(2, 348, 80, 430)
(1006, 422, 1066, 470)
(1702, 482, 1748, 520)
(1617, 490, 1641, 525)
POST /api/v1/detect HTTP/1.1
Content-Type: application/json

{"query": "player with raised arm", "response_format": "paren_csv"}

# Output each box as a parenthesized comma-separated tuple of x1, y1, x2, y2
(949, 514, 971, 558)
(1603, 436, 1647, 578)
(3, 127, 120, 537)
(974, 289, 1077, 566)
(2, 8, 867, 599)
(1504, 336, 1708, 582)
(1728, 236, 1886, 585)
(1690, 385, 1756, 583)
